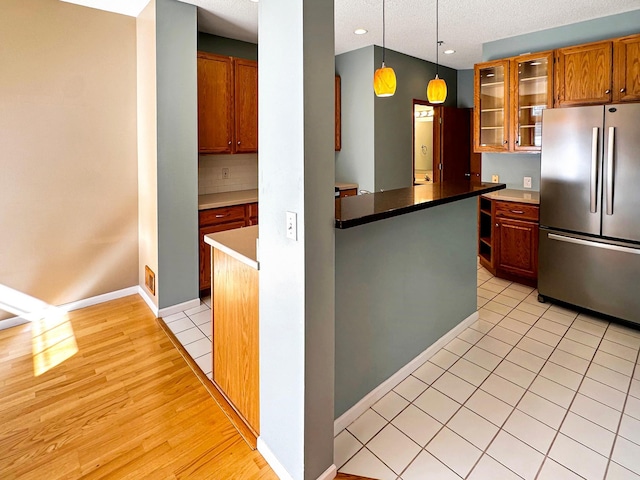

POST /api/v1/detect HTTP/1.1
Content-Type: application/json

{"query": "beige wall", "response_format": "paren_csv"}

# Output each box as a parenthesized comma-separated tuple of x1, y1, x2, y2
(0, 0, 138, 320)
(136, 0, 159, 307)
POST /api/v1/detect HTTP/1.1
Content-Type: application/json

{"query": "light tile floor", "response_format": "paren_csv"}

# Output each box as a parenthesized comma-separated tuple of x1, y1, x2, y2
(336, 262, 640, 480)
(163, 295, 213, 381)
(167, 265, 640, 480)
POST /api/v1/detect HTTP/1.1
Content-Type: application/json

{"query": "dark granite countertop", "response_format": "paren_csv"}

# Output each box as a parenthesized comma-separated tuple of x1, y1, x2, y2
(335, 182, 506, 229)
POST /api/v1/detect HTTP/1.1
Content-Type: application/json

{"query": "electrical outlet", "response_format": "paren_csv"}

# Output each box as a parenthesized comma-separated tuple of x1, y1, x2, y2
(524, 176, 532, 189)
(491, 174, 499, 183)
(222, 167, 230, 179)
(286, 211, 297, 241)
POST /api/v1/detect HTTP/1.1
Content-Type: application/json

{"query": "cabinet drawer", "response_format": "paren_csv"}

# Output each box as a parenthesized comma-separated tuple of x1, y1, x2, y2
(199, 205, 246, 226)
(247, 202, 258, 218)
(495, 201, 539, 221)
(339, 188, 357, 198)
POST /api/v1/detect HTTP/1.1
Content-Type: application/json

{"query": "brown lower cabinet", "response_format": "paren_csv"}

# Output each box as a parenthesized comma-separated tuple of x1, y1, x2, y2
(212, 247, 259, 437)
(478, 197, 539, 286)
(199, 202, 258, 294)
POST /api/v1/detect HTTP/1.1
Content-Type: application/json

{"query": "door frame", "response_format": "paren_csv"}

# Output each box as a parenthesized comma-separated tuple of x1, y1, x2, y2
(412, 99, 437, 184)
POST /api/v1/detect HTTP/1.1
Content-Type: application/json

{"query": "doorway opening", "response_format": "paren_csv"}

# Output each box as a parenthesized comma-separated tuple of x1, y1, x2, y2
(413, 102, 435, 185)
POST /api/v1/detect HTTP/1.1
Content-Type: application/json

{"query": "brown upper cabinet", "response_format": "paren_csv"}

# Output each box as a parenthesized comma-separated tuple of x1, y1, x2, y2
(197, 52, 258, 154)
(555, 33, 640, 106)
(613, 34, 640, 103)
(474, 52, 552, 153)
(511, 52, 554, 151)
(555, 41, 613, 106)
(474, 60, 510, 153)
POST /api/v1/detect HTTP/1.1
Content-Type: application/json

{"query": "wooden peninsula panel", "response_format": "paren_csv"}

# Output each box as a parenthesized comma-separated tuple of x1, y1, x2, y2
(213, 247, 260, 436)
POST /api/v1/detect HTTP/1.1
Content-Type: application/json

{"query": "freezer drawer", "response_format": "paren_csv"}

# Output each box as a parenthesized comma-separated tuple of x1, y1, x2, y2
(539, 228, 640, 324)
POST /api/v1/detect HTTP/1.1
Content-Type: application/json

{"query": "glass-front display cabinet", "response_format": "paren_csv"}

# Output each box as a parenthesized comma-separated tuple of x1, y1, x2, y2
(474, 60, 509, 152)
(512, 51, 553, 151)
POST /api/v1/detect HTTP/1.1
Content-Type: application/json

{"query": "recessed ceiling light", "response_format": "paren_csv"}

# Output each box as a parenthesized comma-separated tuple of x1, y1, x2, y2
(354, 28, 368, 35)
(249, 0, 258, 3)
(443, 49, 455, 55)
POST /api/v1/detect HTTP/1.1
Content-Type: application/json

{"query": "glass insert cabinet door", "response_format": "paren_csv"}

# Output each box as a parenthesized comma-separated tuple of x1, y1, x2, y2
(474, 60, 509, 152)
(513, 51, 553, 151)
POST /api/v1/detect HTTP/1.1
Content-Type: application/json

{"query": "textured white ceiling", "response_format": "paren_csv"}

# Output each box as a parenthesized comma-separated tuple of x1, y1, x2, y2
(188, 0, 640, 70)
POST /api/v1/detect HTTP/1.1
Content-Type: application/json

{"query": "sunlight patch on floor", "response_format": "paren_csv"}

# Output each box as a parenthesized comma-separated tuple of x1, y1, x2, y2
(0, 284, 78, 376)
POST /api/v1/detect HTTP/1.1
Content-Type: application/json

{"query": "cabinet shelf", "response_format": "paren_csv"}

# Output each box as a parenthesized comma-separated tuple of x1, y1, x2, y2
(519, 105, 546, 110)
(519, 75, 547, 82)
(519, 125, 538, 128)
(480, 209, 491, 216)
(481, 126, 504, 130)
(480, 236, 492, 247)
(481, 108, 504, 113)
(481, 81, 505, 87)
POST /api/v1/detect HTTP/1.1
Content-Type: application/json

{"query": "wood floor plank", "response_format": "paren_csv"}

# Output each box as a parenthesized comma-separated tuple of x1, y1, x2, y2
(0, 294, 278, 480)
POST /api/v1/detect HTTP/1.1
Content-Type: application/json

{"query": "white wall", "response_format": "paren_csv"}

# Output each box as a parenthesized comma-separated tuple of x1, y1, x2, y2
(258, 0, 336, 478)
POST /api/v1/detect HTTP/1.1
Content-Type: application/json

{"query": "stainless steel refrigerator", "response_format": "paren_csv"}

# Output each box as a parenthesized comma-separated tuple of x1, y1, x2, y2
(539, 104, 640, 324)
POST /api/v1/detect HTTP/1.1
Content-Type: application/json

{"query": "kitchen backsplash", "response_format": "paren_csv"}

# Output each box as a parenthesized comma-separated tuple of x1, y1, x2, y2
(198, 153, 258, 195)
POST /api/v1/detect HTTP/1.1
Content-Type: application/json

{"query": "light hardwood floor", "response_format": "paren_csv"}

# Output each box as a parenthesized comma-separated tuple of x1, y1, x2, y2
(0, 295, 277, 480)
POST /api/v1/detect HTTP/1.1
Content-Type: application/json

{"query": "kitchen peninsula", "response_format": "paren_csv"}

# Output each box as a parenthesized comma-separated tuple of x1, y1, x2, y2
(205, 181, 505, 438)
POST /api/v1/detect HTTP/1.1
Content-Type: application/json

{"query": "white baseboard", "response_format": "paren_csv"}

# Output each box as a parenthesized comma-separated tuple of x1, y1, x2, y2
(158, 298, 200, 318)
(334, 310, 479, 435)
(61, 286, 139, 312)
(137, 286, 159, 317)
(0, 286, 139, 331)
(316, 464, 337, 480)
(257, 438, 336, 480)
(257, 437, 294, 480)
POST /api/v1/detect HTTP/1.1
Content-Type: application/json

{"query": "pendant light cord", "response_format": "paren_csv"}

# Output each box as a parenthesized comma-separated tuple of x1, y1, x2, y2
(435, 0, 439, 76)
(382, 0, 386, 65)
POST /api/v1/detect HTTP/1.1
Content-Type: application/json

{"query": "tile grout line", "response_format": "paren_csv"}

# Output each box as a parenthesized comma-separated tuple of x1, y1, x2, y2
(601, 342, 640, 479)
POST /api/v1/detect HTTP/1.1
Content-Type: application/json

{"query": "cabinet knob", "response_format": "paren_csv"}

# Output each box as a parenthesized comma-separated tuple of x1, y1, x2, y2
(495, 223, 499, 227)
(503, 140, 508, 145)
(620, 88, 626, 93)
(605, 89, 611, 94)
(228, 141, 231, 145)
(237, 141, 241, 145)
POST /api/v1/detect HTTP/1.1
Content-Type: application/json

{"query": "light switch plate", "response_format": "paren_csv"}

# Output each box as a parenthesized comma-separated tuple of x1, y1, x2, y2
(491, 174, 499, 183)
(286, 211, 297, 241)
(524, 176, 532, 189)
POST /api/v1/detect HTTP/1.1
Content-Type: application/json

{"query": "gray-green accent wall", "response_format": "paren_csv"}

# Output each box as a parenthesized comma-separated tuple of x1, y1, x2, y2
(198, 32, 258, 60)
(480, 10, 640, 189)
(335, 46, 457, 192)
(156, 0, 199, 309)
(335, 198, 477, 417)
(457, 69, 474, 109)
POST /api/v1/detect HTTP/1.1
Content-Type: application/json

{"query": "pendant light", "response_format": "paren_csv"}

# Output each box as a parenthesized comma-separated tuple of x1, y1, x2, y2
(373, 0, 396, 97)
(427, 0, 447, 103)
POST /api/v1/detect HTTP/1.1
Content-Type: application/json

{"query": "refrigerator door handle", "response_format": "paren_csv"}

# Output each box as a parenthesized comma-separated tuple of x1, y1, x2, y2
(590, 127, 598, 213)
(606, 126, 615, 216)
(548, 233, 640, 255)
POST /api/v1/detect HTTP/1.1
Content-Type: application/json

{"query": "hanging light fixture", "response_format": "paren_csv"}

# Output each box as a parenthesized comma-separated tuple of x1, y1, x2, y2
(373, 0, 396, 97)
(427, 0, 447, 104)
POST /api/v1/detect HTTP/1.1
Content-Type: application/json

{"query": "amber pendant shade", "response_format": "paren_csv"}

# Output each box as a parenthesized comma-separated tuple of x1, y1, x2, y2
(374, 63, 397, 97)
(427, 75, 447, 103)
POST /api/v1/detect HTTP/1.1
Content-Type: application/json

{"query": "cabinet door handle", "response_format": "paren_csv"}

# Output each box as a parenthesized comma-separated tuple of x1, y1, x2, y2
(510, 210, 525, 214)
(495, 223, 499, 227)
(215, 214, 229, 218)
(620, 88, 626, 93)
(228, 141, 231, 145)
(503, 140, 508, 144)
(237, 141, 241, 145)
(605, 89, 611, 94)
